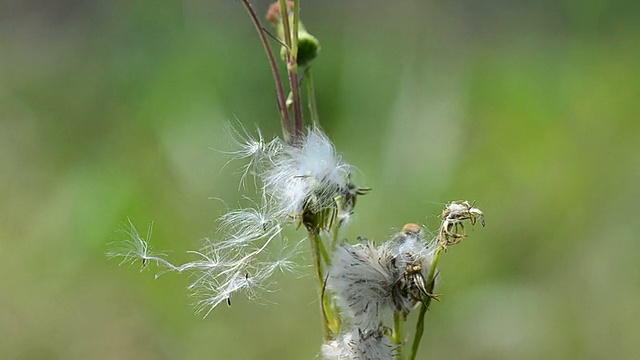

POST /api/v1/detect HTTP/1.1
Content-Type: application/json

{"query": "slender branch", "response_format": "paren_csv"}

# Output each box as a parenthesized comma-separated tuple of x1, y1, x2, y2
(289, 72, 304, 139)
(240, 0, 291, 141)
(317, 233, 331, 265)
(292, 0, 300, 62)
(261, 26, 287, 47)
(408, 246, 443, 360)
(278, 0, 304, 141)
(305, 67, 320, 129)
(308, 228, 331, 339)
(393, 311, 405, 360)
(409, 303, 428, 360)
(290, 0, 304, 138)
(278, 0, 292, 48)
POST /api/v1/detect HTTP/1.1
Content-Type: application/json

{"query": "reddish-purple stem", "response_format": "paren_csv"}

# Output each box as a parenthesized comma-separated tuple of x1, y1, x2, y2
(240, 0, 291, 139)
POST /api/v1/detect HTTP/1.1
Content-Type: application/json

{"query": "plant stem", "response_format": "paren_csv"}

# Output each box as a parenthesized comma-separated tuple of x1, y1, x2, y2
(317, 234, 331, 265)
(278, 0, 292, 48)
(305, 67, 320, 129)
(292, 0, 300, 58)
(393, 311, 405, 360)
(289, 70, 304, 139)
(409, 302, 428, 360)
(278, 0, 304, 141)
(308, 228, 331, 339)
(408, 246, 443, 360)
(240, 0, 291, 141)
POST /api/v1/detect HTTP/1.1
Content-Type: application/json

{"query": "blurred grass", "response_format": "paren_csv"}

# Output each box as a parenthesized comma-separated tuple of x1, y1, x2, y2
(1, 0, 639, 359)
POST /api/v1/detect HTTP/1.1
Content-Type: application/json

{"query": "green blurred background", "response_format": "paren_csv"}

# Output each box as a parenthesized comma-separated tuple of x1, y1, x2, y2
(1, 0, 639, 359)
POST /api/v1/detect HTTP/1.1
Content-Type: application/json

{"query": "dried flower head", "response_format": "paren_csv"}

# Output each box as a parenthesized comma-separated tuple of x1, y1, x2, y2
(328, 224, 436, 329)
(440, 200, 486, 246)
(389, 224, 438, 316)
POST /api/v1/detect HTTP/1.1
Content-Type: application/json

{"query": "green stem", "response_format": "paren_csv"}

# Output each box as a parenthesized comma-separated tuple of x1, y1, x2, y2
(292, 0, 300, 58)
(408, 246, 443, 360)
(308, 228, 331, 340)
(317, 233, 331, 265)
(393, 311, 405, 360)
(278, 0, 304, 140)
(305, 68, 320, 129)
(409, 303, 428, 360)
(289, 69, 303, 139)
(278, 0, 292, 48)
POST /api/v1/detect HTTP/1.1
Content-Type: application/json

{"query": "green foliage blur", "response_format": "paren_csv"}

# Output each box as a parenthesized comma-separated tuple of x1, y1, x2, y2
(1, 0, 639, 359)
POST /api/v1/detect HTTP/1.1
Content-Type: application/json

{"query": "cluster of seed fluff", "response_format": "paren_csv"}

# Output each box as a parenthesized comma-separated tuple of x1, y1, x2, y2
(323, 224, 436, 360)
(109, 126, 360, 316)
(321, 328, 396, 360)
(262, 129, 354, 225)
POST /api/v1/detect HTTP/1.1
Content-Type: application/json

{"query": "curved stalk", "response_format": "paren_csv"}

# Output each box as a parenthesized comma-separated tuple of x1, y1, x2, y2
(240, 0, 291, 141)
(408, 246, 443, 360)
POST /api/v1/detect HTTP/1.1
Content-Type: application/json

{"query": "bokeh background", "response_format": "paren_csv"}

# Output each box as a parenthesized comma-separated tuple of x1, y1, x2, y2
(1, 0, 639, 359)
